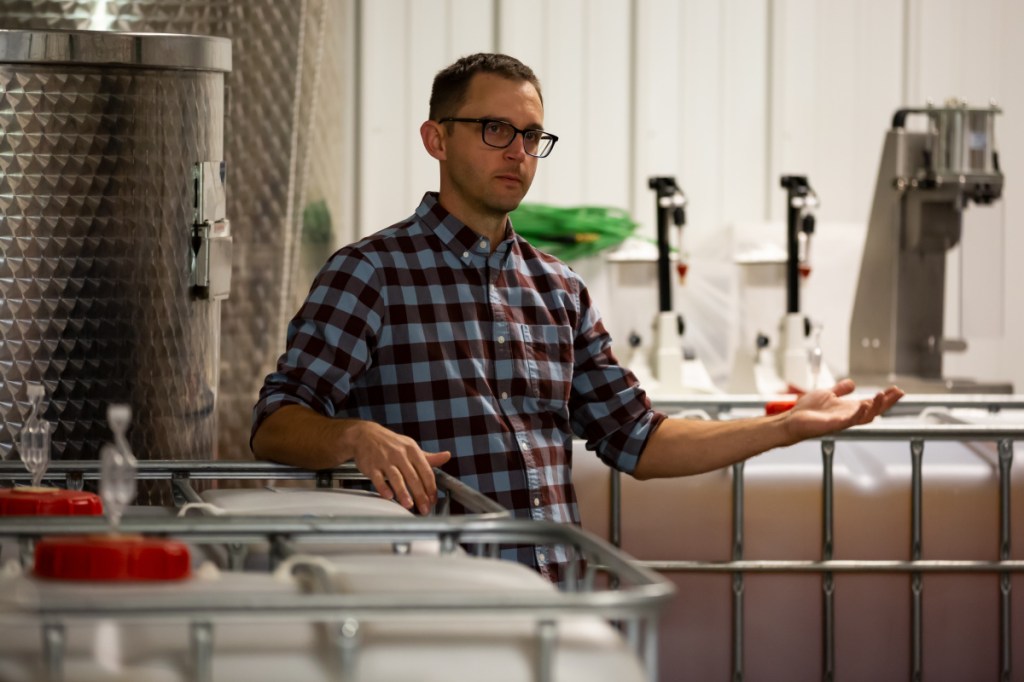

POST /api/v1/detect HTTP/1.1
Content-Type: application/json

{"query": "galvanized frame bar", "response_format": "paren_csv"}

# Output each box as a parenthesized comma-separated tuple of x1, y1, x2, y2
(651, 395, 1024, 417)
(42, 621, 64, 682)
(611, 469, 622, 548)
(190, 620, 213, 682)
(604, 415, 1024, 681)
(0, 461, 510, 517)
(335, 618, 360, 682)
(821, 439, 836, 682)
(731, 461, 745, 682)
(0, 516, 673, 614)
(2, 517, 674, 681)
(998, 438, 1013, 681)
(910, 438, 924, 682)
(641, 560, 1024, 573)
(644, 615, 660, 682)
(536, 620, 557, 682)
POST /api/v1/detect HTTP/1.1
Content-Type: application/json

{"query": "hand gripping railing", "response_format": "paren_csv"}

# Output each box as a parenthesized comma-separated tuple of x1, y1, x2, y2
(0, 459, 511, 570)
(0, 459, 510, 517)
(610, 414, 1024, 682)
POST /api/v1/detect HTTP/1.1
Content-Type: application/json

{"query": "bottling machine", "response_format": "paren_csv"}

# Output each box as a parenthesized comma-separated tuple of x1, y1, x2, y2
(848, 100, 1008, 392)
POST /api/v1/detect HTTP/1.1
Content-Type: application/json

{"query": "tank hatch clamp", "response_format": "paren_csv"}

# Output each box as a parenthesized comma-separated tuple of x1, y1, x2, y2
(190, 160, 233, 300)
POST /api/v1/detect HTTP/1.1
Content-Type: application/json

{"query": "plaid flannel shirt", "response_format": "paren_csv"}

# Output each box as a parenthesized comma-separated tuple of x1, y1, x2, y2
(253, 192, 665, 582)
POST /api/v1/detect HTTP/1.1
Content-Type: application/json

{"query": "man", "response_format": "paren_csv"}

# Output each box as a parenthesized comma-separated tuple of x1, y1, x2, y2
(252, 53, 902, 582)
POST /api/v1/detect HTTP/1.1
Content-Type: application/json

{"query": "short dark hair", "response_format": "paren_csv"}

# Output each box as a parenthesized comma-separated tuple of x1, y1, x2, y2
(429, 53, 543, 121)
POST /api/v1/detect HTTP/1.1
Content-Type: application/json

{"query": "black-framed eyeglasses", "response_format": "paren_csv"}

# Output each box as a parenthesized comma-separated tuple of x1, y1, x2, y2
(439, 117, 559, 158)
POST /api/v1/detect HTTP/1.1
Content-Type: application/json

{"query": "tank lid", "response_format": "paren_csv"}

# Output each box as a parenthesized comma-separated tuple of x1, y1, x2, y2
(0, 487, 104, 516)
(34, 535, 192, 581)
(0, 29, 231, 72)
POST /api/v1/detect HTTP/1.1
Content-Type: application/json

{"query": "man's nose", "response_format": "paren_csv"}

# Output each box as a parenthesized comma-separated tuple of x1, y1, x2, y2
(503, 134, 528, 160)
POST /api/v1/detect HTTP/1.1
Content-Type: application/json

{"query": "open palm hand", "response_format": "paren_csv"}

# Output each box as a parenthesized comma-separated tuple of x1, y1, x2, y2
(783, 379, 904, 444)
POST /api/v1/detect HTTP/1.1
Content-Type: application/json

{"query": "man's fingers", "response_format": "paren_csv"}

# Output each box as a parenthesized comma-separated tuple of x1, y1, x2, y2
(857, 388, 900, 424)
(426, 451, 452, 467)
(883, 386, 905, 410)
(402, 451, 453, 516)
(384, 464, 417, 510)
(832, 378, 856, 397)
(351, 428, 453, 514)
(366, 469, 394, 502)
(405, 453, 439, 515)
(849, 400, 870, 425)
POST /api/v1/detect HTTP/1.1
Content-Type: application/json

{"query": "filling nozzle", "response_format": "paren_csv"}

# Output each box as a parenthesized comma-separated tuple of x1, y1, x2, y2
(780, 175, 819, 315)
(19, 383, 51, 488)
(798, 197, 815, 278)
(807, 323, 824, 390)
(658, 183, 689, 282)
(675, 213, 690, 283)
(798, 228, 813, 277)
(100, 404, 137, 530)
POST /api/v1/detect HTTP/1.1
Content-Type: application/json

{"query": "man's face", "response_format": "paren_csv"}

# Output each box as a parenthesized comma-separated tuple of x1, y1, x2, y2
(441, 72, 544, 220)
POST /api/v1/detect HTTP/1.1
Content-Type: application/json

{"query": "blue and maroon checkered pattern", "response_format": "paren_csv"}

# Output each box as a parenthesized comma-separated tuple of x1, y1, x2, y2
(254, 192, 665, 582)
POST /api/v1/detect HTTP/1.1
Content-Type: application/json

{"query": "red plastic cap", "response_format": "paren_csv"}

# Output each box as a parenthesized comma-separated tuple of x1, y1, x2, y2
(34, 535, 192, 582)
(765, 400, 797, 416)
(0, 488, 103, 516)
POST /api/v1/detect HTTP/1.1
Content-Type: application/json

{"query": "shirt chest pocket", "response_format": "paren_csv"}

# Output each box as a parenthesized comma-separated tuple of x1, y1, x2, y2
(518, 323, 574, 410)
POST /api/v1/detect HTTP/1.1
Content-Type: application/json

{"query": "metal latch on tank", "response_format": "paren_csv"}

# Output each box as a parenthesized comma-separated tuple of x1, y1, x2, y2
(190, 160, 233, 300)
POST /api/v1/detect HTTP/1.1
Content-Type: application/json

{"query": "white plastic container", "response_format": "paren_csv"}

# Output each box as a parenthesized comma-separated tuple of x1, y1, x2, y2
(0, 552, 647, 682)
(573, 410, 1024, 681)
(194, 487, 445, 565)
(306, 553, 648, 682)
(0, 564, 320, 682)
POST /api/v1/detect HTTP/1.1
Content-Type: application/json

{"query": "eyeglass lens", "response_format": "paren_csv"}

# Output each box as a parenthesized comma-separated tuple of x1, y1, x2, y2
(482, 121, 553, 157)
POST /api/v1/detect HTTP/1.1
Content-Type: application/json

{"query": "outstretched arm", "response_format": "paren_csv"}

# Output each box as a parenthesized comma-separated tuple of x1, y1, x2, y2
(252, 405, 451, 515)
(632, 379, 904, 479)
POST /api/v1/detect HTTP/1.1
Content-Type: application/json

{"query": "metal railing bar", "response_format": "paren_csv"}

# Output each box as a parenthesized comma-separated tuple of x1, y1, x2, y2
(731, 461, 745, 682)
(998, 438, 1013, 681)
(9, 592, 667, 622)
(821, 439, 836, 682)
(611, 469, 622, 548)
(0, 517, 673, 599)
(638, 559, 1024, 573)
(644, 616, 659, 682)
(600, 413, 1024, 680)
(910, 439, 924, 682)
(831, 424, 1024, 440)
(652, 395, 1024, 416)
(0, 461, 511, 517)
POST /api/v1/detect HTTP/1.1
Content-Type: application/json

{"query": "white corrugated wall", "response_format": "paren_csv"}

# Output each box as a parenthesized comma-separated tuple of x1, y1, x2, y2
(346, 0, 1023, 391)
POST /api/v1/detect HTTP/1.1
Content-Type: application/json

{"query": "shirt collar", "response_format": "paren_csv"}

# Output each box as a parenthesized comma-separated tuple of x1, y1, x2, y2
(416, 192, 515, 263)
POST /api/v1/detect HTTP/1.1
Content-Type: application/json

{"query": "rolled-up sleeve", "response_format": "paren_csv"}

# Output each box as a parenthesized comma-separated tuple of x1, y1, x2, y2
(251, 249, 385, 445)
(568, 284, 666, 474)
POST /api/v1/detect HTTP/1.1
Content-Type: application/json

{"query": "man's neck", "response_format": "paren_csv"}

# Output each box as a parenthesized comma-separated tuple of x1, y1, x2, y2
(436, 194, 508, 250)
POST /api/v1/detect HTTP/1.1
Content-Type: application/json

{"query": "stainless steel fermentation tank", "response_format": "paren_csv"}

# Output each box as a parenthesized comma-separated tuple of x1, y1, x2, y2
(0, 30, 232, 501)
(849, 100, 1007, 392)
(0, 0, 343, 464)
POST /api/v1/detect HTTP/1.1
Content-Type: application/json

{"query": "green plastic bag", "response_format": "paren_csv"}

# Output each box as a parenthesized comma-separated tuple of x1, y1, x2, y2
(509, 203, 638, 261)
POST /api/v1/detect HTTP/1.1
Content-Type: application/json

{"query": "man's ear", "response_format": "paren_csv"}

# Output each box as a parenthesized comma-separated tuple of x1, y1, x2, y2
(420, 120, 447, 161)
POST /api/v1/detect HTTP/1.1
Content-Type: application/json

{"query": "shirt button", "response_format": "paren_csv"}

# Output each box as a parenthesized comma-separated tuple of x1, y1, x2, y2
(462, 251, 469, 258)
(501, 391, 509, 400)
(479, 240, 487, 249)
(497, 335, 505, 344)
(533, 497, 541, 507)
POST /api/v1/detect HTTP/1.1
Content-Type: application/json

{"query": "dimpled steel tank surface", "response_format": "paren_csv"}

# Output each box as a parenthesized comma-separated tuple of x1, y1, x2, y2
(0, 30, 231, 504)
